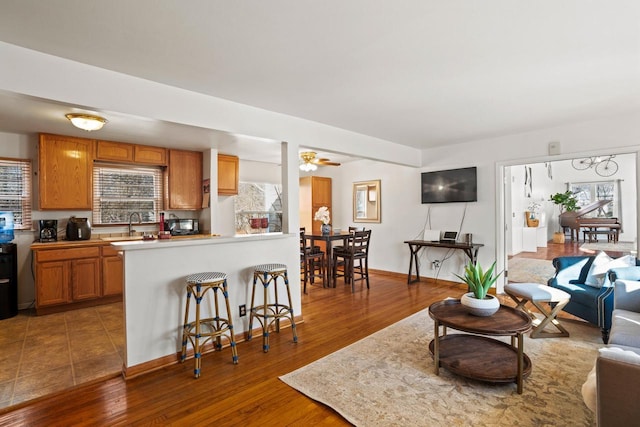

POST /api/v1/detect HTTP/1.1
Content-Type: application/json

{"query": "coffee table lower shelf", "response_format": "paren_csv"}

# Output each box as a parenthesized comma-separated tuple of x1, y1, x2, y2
(429, 334, 532, 383)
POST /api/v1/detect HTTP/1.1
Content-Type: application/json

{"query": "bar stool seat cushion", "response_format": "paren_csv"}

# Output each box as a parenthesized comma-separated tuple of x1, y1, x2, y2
(254, 263, 287, 273)
(186, 272, 227, 284)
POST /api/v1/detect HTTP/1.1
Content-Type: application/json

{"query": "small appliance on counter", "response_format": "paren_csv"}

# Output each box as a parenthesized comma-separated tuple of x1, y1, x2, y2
(39, 219, 58, 242)
(66, 216, 91, 241)
(164, 218, 200, 236)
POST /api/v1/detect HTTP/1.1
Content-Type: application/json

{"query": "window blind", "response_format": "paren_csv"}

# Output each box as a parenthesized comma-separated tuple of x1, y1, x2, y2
(0, 158, 32, 230)
(92, 163, 164, 225)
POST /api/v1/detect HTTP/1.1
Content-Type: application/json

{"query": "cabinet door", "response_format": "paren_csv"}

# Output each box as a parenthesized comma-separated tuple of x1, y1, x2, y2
(312, 177, 332, 206)
(96, 140, 134, 162)
(39, 134, 94, 209)
(102, 255, 123, 297)
(36, 261, 70, 307)
(71, 258, 101, 301)
(218, 154, 239, 195)
(167, 149, 203, 209)
(135, 145, 167, 165)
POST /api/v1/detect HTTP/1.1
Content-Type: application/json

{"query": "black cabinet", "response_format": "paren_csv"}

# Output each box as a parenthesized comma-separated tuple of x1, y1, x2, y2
(0, 243, 17, 319)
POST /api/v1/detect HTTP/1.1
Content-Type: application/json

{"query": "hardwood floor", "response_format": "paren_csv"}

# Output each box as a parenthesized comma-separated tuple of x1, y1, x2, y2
(0, 272, 471, 426)
(0, 240, 593, 426)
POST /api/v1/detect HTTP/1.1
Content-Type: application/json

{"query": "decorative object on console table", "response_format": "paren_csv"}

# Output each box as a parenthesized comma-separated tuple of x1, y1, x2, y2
(455, 261, 502, 317)
(525, 201, 541, 227)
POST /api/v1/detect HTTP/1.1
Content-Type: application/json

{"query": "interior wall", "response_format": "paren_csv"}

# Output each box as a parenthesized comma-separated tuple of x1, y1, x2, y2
(326, 112, 640, 287)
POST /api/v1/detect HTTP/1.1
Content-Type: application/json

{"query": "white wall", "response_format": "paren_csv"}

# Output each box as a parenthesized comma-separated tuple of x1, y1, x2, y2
(326, 112, 640, 285)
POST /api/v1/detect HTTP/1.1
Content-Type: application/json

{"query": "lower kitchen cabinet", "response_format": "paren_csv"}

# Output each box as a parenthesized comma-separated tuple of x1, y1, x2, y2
(32, 242, 122, 315)
(102, 246, 124, 297)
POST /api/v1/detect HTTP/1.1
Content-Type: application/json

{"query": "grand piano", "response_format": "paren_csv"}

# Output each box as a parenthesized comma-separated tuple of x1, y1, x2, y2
(560, 199, 620, 242)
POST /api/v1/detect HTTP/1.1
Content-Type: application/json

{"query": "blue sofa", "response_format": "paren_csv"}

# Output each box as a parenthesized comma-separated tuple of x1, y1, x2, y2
(548, 255, 640, 343)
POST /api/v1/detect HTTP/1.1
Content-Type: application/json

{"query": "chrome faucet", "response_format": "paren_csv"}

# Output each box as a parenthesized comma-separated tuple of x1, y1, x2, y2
(128, 212, 142, 236)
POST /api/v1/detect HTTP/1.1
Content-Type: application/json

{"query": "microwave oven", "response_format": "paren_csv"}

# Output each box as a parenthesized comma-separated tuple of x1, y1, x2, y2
(164, 219, 200, 236)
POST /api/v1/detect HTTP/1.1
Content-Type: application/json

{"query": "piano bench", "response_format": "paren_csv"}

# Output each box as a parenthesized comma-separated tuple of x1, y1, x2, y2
(583, 229, 619, 243)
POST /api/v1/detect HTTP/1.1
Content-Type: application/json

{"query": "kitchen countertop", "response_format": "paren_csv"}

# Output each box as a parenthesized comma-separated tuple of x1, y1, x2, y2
(111, 232, 287, 251)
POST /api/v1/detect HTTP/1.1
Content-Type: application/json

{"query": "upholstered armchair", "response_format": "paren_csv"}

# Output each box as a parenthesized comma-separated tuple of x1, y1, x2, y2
(548, 254, 639, 343)
(582, 279, 640, 425)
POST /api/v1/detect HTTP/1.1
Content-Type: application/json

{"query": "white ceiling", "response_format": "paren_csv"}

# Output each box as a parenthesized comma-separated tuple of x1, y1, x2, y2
(0, 1, 639, 163)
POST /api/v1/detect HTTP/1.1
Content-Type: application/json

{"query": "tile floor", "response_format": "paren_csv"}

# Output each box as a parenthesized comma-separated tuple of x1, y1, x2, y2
(0, 302, 124, 410)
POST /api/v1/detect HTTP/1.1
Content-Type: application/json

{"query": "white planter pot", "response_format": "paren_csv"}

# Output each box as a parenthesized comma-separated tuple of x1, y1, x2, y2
(460, 292, 500, 317)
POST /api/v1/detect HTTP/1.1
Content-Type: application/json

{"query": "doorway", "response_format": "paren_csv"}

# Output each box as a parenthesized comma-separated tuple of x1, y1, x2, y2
(498, 152, 638, 292)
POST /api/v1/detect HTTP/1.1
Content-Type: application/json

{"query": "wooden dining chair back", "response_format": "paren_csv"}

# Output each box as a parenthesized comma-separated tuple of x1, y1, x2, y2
(332, 226, 364, 254)
(332, 229, 371, 292)
(300, 228, 324, 294)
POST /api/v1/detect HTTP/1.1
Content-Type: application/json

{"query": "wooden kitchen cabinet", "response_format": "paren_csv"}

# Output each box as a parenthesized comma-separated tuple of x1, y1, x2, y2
(167, 149, 203, 209)
(299, 176, 332, 235)
(134, 145, 167, 165)
(33, 243, 121, 315)
(102, 246, 123, 297)
(218, 154, 239, 195)
(96, 140, 167, 165)
(96, 140, 134, 162)
(39, 133, 94, 210)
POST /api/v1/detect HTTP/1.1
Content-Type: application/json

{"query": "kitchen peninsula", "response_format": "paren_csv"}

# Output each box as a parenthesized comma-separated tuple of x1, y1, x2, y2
(112, 232, 299, 378)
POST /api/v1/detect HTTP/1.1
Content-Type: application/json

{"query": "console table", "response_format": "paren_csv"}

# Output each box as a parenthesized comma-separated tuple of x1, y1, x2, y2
(404, 240, 484, 284)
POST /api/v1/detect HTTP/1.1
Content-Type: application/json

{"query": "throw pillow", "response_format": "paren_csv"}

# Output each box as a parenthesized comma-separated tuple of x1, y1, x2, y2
(588, 255, 637, 288)
(585, 252, 613, 287)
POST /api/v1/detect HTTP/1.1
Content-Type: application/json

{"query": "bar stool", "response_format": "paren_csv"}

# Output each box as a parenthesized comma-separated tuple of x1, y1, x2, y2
(248, 263, 298, 352)
(181, 272, 238, 378)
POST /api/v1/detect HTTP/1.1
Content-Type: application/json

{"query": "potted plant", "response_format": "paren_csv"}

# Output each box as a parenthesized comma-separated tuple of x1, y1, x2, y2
(549, 191, 579, 243)
(455, 261, 502, 316)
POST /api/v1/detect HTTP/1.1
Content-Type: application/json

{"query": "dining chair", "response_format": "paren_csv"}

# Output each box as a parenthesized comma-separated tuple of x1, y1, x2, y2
(332, 226, 364, 254)
(332, 229, 371, 292)
(300, 228, 324, 293)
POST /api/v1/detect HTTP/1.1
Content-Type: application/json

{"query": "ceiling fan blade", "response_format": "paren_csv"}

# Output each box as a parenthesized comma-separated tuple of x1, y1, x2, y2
(316, 161, 341, 166)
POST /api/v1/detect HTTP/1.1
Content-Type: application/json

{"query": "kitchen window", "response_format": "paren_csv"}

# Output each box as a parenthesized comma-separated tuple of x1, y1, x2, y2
(234, 182, 282, 234)
(92, 164, 164, 225)
(0, 158, 32, 230)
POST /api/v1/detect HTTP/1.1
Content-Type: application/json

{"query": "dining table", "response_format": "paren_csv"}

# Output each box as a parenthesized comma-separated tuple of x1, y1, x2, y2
(304, 230, 352, 288)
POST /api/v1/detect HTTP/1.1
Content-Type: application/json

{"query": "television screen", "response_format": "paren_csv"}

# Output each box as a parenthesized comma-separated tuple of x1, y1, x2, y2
(421, 167, 477, 203)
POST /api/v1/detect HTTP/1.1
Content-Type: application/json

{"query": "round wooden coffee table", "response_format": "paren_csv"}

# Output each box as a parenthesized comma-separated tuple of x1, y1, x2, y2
(428, 299, 533, 394)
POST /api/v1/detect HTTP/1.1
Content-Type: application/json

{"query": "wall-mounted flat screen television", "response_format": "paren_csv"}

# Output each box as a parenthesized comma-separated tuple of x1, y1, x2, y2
(421, 167, 477, 204)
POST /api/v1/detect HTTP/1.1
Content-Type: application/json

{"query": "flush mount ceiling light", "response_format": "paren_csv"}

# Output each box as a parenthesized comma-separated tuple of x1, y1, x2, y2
(65, 113, 107, 131)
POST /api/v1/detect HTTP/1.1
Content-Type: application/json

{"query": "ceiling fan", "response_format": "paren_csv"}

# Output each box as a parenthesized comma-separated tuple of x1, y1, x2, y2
(299, 151, 341, 171)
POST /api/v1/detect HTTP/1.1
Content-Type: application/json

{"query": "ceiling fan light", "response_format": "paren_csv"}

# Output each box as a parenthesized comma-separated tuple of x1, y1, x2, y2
(299, 162, 317, 172)
(65, 113, 107, 131)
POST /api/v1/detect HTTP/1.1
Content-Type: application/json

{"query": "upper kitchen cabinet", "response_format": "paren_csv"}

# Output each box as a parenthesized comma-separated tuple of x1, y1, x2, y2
(218, 154, 239, 196)
(96, 140, 167, 165)
(167, 149, 203, 209)
(134, 145, 167, 165)
(95, 140, 134, 162)
(39, 134, 94, 210)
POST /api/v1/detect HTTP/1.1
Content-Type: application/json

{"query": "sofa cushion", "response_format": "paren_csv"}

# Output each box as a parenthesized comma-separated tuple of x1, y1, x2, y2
(609, 309, 640, 348)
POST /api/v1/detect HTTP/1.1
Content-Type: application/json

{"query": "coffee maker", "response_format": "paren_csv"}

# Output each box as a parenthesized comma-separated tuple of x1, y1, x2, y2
(39, 219, 58, 242)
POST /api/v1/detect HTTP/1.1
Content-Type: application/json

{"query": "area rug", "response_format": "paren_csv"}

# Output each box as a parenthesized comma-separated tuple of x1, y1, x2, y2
(580, 241, 635, 254)
(507, 257, 556, 284)
(280, 309, 600, 426)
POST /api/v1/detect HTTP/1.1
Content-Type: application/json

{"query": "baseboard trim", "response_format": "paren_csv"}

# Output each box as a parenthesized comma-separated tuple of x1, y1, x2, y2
(123, 314, 304, 379)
